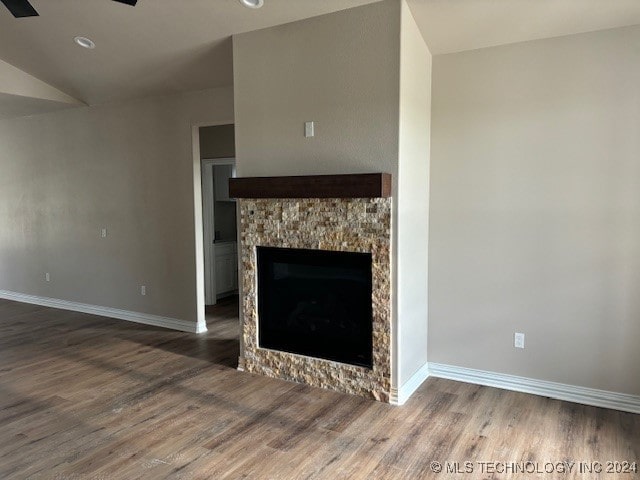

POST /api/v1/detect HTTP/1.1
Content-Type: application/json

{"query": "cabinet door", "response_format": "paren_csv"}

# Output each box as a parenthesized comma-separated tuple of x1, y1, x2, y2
(215, 254, 236, 294)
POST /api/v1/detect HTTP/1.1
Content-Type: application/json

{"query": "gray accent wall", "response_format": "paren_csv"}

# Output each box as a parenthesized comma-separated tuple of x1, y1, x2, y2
(199, 124, 235, 159)
(233, 1, 401, 180)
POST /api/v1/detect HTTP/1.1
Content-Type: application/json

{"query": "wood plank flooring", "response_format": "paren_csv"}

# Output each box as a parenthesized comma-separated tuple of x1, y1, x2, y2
(0, 298, 638, 479)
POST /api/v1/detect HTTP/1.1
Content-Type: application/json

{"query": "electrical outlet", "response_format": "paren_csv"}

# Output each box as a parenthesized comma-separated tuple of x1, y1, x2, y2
(141, 285, 146, 296)
(514, 332, 525, 349)
(101, 228, 108, 238)
(45, 272, 50, 282)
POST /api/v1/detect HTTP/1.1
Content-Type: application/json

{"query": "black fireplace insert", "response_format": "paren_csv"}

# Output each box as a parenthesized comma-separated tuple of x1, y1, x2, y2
(257, 246, 373, 368)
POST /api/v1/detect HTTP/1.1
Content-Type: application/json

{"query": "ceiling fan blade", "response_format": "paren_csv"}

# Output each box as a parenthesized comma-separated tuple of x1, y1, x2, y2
(1, 0, 38, 17)
(112, 0, 138, 5)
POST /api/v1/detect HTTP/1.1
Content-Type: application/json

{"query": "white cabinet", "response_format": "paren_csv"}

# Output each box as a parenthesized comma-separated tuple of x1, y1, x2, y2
(214, 242, 238, 296)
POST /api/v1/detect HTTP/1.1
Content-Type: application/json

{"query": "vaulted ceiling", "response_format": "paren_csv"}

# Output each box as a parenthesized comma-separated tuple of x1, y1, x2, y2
(1, 0, 639, 119)
(0, 0, 381, 117)
(408, 0, 640, 54)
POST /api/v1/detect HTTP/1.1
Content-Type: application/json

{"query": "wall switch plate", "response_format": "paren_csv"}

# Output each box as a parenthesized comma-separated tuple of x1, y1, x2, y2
(45, 272, 50, 282)
(514, 332, 525, 349)
(141, 285, 146, 296)
(304, 121, 315, 138)
(101, 228, 108, 238)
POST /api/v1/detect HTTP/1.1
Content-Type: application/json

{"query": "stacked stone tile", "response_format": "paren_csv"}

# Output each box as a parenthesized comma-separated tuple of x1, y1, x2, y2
(238, 198, 392, 402)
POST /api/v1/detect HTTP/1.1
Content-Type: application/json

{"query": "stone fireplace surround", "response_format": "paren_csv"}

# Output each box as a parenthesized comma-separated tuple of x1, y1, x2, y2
(230, 173, 393, 402)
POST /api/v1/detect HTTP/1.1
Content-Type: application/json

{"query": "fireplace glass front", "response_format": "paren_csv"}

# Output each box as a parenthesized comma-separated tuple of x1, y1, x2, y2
(257, 246, 373, 368)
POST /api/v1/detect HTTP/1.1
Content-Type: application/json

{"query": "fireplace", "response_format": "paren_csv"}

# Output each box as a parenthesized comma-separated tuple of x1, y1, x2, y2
(231, 173, 392, 401)
(257, 246, 373, 368)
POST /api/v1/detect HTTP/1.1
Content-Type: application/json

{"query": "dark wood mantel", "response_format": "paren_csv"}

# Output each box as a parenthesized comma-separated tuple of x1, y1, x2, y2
(228, 173, 391, 199)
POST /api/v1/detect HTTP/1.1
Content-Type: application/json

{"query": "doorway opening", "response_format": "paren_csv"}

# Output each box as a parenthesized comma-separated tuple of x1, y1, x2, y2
(202, 157, 238, 305)
(193, 123, 240, 335)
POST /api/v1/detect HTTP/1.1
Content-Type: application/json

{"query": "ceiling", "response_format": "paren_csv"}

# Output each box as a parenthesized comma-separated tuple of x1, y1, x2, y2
(0, 91, 80, 118)
(408, 0, 640, 54)
(1, 0, 640, 119)
(0, 0, 380, 107)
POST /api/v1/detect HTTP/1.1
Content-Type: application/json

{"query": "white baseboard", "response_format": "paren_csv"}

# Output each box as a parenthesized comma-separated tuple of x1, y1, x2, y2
(390, 361, 430, 405)
(429, 362, 640, 415)
(0, 290, 207, 334)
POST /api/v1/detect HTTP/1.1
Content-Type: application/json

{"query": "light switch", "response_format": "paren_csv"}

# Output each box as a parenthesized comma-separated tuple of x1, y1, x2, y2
(305, 121, 315, 138)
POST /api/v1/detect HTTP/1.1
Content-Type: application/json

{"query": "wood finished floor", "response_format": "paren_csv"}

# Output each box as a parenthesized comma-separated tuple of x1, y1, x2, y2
(0, 298, 638, 480)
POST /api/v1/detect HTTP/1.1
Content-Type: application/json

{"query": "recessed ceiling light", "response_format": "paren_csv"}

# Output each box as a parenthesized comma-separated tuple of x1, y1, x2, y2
(74, 36, 96, 49)
(240, 0, 264, 8)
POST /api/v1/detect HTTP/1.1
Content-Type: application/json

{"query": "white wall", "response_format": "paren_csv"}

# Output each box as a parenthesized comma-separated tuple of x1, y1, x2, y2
(430, 26, 640, 395)
(396, 1, 431, 388)
(0, 87, 234, 324)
